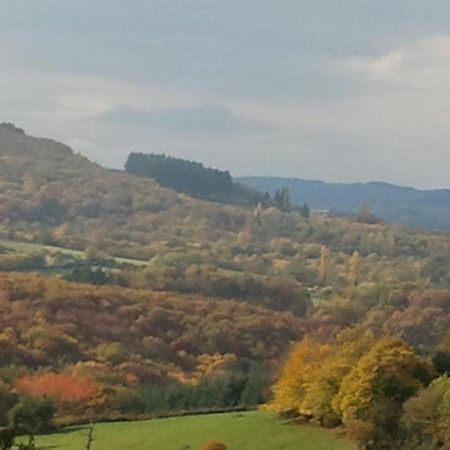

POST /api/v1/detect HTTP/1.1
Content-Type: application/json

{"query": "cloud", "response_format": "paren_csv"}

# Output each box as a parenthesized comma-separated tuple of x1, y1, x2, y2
(341, 35, 450, 90)
(88, 104, 271, 135)
(3, 2, 450, 188)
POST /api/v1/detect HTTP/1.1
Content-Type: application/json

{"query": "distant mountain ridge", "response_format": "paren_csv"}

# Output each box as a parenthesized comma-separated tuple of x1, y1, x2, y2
(239, 176, 450, 232)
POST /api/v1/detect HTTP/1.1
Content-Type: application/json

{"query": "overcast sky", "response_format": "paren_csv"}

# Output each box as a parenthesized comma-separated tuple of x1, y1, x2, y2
(2, 1, 450, 188)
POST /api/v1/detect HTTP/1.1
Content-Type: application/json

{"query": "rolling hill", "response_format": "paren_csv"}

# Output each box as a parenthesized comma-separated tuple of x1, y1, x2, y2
(2, 124, 450, 441)
(0, 124, 272, 263)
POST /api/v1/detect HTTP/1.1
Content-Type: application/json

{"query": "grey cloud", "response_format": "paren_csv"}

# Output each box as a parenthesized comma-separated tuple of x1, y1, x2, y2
(5, 0, 450, 102)
(3, 1, 450, 187)
(88, 104, 271, 135)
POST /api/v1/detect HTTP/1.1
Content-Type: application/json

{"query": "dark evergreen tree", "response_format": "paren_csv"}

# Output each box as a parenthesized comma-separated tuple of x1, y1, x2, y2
(240, 371, 266, 407)
(125, 153, 268, 206)
(298, 203, 310, 219)
(125, 153, 233, 201)
(10, 397, 55, 444)
(0, 427, 15, 450)
(274, 188, 291, 212)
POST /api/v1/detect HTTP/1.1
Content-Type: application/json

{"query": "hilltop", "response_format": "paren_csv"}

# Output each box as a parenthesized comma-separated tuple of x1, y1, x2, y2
(0, 124, 227, 258)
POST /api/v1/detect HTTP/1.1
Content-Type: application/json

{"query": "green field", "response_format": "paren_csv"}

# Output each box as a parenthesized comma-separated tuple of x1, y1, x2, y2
(27, 412, 355, 450)
(0, 238, 148, 267)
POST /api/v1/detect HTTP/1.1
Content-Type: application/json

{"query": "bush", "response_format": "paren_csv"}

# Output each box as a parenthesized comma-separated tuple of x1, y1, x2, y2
(197, 441, 228, 450)
(0, 382, 17, 426)
(0, 427, 16, 450)
(10, 396, 55, 435)
(402, 376, 450, 449)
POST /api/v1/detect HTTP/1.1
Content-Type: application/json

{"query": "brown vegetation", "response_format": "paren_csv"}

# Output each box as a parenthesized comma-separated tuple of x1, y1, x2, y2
(197, 441, 228, 450)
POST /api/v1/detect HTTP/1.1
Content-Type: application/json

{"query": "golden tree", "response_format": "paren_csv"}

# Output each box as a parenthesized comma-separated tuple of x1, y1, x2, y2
(333, 338, 432, 446)
(319, 246, 331, 285)
(269, 328, 375, 426)
(348, 251, 362, 287)
(269, 338, 332, 414)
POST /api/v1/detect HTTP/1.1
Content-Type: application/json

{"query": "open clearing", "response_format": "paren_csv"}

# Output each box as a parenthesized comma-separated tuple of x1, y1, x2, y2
(28, 412, 355, 450)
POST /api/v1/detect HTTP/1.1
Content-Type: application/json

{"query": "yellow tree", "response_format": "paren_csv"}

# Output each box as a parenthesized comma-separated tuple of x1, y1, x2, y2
(333, 338, 432, 447)
(298, 328, 375, 426)
(348, 251, 362, 287)
(269, 338, 332, 414)
(319, 246, 331, 285)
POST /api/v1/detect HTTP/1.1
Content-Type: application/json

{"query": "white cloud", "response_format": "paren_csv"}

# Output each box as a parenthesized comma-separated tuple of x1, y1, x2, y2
(342, 35, 450, 90)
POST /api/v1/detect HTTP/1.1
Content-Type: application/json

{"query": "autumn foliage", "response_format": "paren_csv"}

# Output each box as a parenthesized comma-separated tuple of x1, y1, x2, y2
(15, 373, 100, 404)
(402, 375, 450, 448)
(270, 331, 433, 447)
(2, 126, 450, 444)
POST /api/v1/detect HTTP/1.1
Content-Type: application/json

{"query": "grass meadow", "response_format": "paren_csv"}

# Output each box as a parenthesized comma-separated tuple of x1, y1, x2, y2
(26, 412, 355, 450)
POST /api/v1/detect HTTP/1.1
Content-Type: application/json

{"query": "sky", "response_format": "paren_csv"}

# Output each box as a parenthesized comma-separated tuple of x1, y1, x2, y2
(1, 0, 450, 189)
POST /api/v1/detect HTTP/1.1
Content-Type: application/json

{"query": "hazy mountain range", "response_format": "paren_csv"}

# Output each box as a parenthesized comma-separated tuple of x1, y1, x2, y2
(239, 176, 450, 232)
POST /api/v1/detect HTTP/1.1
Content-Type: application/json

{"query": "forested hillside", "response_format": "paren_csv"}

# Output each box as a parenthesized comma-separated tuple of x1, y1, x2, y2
(1, 125, 450, 448)
(0, 272, 304, 421)
(240, 176, 450, 232)
(125, 152, 268, 206)
(0, 123, 189, 255)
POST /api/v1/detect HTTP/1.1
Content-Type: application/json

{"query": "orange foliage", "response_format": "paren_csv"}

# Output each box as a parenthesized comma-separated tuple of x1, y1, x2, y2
(15, 372, 100, 403)
(124, 373, 139, 384)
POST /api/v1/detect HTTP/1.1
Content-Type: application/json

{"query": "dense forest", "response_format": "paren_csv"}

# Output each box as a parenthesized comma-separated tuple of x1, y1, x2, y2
(126, 152, 268, 206)
(1, 125, 450, 448)
(0, 273, 303, 424)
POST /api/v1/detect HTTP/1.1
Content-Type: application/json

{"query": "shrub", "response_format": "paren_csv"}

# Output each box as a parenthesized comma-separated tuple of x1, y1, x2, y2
(0, 382, 17, 426)
(10, 396, 55, 435)
(197, 441, 228, 450)
(0, 427, 16, 450)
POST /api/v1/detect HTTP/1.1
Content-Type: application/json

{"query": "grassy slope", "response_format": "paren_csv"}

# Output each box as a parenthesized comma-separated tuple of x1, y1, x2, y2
(0, 239, 148, 267)
(28, 412, 355, 450)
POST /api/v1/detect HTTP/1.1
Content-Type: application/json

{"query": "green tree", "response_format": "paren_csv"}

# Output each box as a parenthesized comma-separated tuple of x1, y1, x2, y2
(240, 371, 266, 407)
(402, 375, 450, 449)
(274, 188, 291, 212)
(356, 202, 377, 224)
(10, 397, 55, 444)
(0, 382, 17, 426)
(298, 203, 310, 219)
(0, 427, 15, 450)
